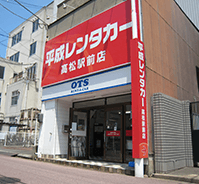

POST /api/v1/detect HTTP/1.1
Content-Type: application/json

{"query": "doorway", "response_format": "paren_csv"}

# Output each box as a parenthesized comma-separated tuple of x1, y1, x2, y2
(68, 94, 132, 162)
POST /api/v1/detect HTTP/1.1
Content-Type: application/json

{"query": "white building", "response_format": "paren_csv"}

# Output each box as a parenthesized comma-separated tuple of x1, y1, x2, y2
(1, 2, 55, 135)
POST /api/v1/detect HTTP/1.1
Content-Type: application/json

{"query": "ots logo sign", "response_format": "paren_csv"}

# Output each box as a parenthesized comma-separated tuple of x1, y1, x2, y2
(71, 79, 89, 93)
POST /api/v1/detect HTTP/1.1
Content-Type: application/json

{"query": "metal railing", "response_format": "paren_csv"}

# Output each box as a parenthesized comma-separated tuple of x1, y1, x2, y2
(0, 132, 39, 147)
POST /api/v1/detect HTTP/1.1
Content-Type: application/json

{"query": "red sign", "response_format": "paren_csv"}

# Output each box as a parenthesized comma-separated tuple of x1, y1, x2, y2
(131, 38, 148, 158)
(42, 0, 132, 87)
(126, 130, 132, 137)
(106, 131, 120, 137)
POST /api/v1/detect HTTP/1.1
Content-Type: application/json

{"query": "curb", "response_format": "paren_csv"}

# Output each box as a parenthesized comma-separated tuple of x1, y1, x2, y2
(154, 173, 199, 183)
(36, 157, 135, 175)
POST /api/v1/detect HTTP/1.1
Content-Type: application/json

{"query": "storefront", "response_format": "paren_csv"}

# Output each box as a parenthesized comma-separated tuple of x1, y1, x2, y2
(38, 0, 199, 175)
(38, 0, 137, 163)
(69, 94, 132, 163)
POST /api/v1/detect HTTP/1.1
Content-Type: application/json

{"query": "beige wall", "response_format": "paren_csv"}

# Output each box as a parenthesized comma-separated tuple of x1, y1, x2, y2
(142, 0, 199, 153)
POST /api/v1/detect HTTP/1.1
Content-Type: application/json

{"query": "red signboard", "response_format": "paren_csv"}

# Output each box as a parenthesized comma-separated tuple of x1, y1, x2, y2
(131, 38, 148, 158)
(106, 131, 120, 137)
(42, 0, 132, 87)
(126, 130, 132, 137)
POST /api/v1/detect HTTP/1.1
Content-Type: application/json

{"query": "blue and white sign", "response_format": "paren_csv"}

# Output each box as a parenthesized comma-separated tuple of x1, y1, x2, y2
(42, 65, 131, 101)
(71, 79, 89, 93)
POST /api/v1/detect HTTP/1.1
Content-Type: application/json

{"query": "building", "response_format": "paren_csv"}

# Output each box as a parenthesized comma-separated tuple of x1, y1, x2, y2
(0, 2, 56, 136)
(38, 0, 199, 175)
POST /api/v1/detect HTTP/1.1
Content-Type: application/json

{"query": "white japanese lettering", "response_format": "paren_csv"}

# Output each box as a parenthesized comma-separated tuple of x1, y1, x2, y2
(45, 49, 55, 66)
(97, 50, 106, 63)
(76, 35, 88, 55)
(103, 22, 118, 44)
(61, 64, 68, 74)
(89, 28, 102, 49)
(55, 44, 65, 63)
(77, 58, 85, 69)
(66, 43, 76, 59)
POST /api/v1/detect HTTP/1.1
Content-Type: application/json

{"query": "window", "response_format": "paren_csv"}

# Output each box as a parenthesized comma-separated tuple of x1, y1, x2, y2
(0, 93, 1, 107)
(0, 66, 5, 79)
(9, 117, 16, 123)
(27, 64, 37, 80)
(32, 19, 39, 33)
(29, 42, 37, 56)
(10, 52, 20, 62)
(11, 31, 22, 46)
(11, 90, 19, 105)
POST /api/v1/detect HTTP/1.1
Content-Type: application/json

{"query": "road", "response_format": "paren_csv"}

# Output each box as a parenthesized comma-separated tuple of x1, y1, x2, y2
(0, 155, 191, 184)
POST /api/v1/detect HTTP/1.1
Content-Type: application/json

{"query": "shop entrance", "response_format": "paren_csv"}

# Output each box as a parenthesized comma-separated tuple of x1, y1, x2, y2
(89, 106, 123, 162)
(68, 94, 132, 163)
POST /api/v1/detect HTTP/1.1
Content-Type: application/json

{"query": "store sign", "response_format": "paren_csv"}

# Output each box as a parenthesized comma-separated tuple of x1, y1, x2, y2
(131, 38, 148, 158)
(106, 131, 120, 137)
(71, 78, 89, 93)
(42, 0, 132, 87)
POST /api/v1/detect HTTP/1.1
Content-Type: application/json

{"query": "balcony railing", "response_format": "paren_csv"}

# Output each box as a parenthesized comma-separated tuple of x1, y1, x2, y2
(9, 71, 36, 84)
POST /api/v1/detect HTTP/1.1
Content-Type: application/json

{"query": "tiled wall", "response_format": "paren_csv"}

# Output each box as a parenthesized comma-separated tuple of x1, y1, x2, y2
(153, 93, 193, 173)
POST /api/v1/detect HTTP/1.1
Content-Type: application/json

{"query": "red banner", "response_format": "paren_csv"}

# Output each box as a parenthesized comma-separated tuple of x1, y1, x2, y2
(42, 0, 132, 87)
(106, 131, 120, 137)
(131, 38, 148, 158)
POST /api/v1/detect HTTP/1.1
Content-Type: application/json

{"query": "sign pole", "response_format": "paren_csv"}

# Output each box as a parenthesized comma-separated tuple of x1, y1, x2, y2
(131, 0, 147, 178)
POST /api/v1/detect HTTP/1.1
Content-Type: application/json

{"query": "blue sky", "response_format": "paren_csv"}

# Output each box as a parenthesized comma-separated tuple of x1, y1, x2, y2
(0, 0, 52, 58)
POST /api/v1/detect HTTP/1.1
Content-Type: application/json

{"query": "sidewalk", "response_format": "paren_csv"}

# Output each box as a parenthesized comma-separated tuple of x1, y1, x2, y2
(0, 145, 198, 183)
(154, 167, 199, 183)
(0, 145, 34, 158)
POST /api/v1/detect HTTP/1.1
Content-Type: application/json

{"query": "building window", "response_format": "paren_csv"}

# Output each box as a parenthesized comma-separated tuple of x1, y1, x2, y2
(0, 66, 5, 79)
(29, 42, 37, 56)
(27, 64, 37, 80)
(11, 90, 19, 106)
(32, 19, 39, 33)
(11, 31, 22, 46)
(10, 52, 20, 62)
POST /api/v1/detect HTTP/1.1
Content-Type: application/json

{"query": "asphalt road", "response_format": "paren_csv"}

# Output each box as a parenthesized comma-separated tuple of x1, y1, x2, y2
(0, 155, 191, 184)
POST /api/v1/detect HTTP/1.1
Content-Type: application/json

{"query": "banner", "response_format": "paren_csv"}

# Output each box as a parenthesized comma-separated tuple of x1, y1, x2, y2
(42, 0, 132, 87)
(131, 38, 148, 158)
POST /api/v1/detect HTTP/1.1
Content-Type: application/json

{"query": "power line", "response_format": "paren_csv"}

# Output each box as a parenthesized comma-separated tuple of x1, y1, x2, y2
(0, 2, 33, 22)
(0, 41, 43, 61)
(0, 0, 51, 9)
(13, 0, 48, 28)
(0, 33, 9, 38)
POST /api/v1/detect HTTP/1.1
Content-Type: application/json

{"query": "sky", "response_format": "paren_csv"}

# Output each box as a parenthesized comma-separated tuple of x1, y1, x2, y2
(0, 0, 53, 58)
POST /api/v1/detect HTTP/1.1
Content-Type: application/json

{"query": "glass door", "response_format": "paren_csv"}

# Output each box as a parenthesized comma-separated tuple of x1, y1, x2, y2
(104, 106, 123, 162)
(68, 109, 87, 160)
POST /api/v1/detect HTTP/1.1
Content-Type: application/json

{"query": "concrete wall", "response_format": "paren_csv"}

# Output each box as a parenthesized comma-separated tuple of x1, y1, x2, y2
(48, 0, 124, 40)
(152, 93, 193, 173)
(0, 58, 22, 117)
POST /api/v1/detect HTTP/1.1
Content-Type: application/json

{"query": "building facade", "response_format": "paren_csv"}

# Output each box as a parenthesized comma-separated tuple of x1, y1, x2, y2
(38, 0, 199, 174)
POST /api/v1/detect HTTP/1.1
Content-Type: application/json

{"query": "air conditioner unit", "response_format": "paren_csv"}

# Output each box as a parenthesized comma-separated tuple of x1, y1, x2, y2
(62, 124, 69, 133)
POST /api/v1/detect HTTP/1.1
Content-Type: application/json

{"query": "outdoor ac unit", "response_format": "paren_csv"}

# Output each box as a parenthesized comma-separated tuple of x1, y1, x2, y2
(38, 113, 43, 123)
(62, 125, 69, 133)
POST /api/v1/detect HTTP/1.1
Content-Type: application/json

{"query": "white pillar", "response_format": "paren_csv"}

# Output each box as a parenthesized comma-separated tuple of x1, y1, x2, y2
(135, 158, 144, 178)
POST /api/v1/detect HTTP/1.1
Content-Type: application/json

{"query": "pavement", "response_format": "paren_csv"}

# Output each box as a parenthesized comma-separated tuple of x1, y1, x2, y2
(0, 145, 199, 183)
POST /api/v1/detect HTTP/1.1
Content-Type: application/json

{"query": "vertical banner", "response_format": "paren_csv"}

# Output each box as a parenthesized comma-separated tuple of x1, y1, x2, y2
(131, 38, 148, 158)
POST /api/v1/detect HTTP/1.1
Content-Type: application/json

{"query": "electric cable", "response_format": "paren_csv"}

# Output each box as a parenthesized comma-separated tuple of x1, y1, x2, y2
(0, 2, 33, 22)
(0, 33, 10, 38)
(13, 0, 48, 29)
(0, 0, 51, 9)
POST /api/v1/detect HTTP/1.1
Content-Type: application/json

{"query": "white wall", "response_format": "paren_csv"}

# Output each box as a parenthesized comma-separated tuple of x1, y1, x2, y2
(38, 99, 72, 156)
